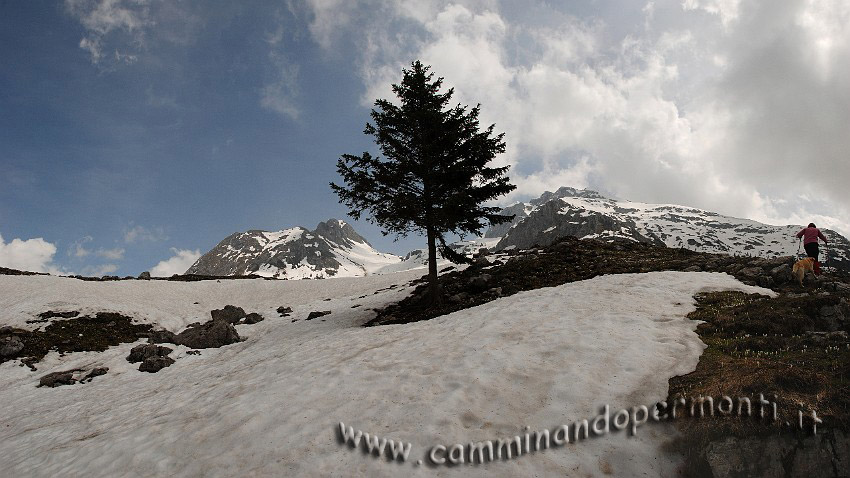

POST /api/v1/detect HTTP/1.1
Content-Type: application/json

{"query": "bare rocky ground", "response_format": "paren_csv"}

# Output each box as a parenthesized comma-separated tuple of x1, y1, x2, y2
(367, 235, 846, 326)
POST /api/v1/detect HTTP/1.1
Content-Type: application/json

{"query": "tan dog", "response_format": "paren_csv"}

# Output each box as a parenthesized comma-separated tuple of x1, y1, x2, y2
(792, 257, 816, 286)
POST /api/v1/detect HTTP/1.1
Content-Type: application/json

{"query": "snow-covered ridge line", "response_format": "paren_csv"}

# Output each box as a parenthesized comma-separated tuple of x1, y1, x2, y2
(186, 219, 402, 279)
(187, 217, 501, 280)
(488, 186, 850, 271)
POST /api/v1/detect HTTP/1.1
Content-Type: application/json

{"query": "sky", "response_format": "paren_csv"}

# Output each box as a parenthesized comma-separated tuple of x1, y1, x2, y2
(1, 0, 849, 276)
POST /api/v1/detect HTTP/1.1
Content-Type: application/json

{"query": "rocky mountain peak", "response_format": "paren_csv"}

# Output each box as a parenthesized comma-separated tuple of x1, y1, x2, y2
(530, 186, 606, 206)
(185, 219, 399, 279)
(313, 219, 370, 247)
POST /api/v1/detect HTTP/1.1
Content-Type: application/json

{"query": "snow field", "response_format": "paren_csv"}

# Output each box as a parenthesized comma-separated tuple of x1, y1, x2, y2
(0, 271, 774, 477)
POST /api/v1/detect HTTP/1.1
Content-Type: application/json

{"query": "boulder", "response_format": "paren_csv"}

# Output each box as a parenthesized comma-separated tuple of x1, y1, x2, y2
(38, 370, 77, 388)
(818, 304, 848, 331)
(139, 356, 175, 373)
(277, 306, 293, 317)
(306, 311, 331, 320)
(175, 320, 240, 349)
(243, 313, 264, 324)
(469, 274, 493, 291)
(737, 267, 763, 278)
(147, 329, 178, 344)
(699, 430, 850, 478)
(474, 256, 491, 266)
(79, 367, 108, 383)
(210, 305, 246, 324)
(138, 271, 151, 280)
(769, 264, 790, 284)
(0, 335, 24, 358)
(127, 344, 173, 363)
(756, 275, 774, 288)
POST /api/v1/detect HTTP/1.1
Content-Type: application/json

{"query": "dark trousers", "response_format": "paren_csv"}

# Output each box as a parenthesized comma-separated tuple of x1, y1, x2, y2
(804, 242, 819, 261)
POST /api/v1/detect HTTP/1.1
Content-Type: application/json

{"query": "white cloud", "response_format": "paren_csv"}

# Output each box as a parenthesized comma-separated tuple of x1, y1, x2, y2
(69, 236, 125, 260)
(305, 0, 850, 237)
(260, 53, 301, 120)
(0, 233, 58, 273)
(81, 263, 119, 277)
(65, 0, 153, 64)
(70, 235, 94, 258)
(97, 247, 125, 260)
(682, 0, 742, 28)
(150, 248, 201, 277)
(123, 224, 168, 243)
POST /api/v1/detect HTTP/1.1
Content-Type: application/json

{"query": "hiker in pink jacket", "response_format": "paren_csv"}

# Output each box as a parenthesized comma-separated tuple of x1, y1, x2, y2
(796, 223, 828, 275)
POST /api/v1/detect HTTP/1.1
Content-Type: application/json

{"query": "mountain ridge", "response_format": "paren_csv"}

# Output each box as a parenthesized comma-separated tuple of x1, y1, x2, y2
(187, 187, 850, 278)
(185, 219, 400, 279)
(486, 187, 850, 271)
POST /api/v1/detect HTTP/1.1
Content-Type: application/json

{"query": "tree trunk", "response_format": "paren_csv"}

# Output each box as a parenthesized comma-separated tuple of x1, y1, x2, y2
(426, 224, 442, 306)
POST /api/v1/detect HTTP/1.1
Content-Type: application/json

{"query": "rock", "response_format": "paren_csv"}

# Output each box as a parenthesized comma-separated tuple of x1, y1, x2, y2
(147, 329, 178, 344)
(138, 271, 151, 280)
(737, 266, 763, 278)
(0, 325, 12, 334)
(474, 256, 491, 266)
(38, 370, 78, 388)
(449, 292, 470, 303)
(476, 247, 490, 257)
(699, 430, 850, 478)
(824, 281, 850, 292)
(139, 356, 175, 373)
(756, 275, 774, 288)
(306, 311, 331, 320)
(38, 310, 80, 320)
(769, 264, 790, 284)
(79, 367, 108, 383)
(243, 313, 264, 324)
(488, 287, 503, 297)
(683, 265, 702, 272)
(175, 319, 240, 349)
(277, 306, 293, 317)
(127, 344, 173, 363)
(818, 304, 847, 331)
(0, 335, 24, 358)
(210, 305, 246, 324)
(469, 274, 493, 291)
(820, 305, 838, 317)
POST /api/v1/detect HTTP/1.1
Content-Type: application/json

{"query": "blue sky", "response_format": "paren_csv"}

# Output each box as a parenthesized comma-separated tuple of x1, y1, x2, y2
(2, 1, 849, 276)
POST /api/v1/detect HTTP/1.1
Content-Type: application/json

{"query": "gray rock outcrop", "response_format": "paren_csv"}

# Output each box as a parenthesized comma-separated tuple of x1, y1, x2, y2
(0, 336, 24, 358)
(127, 344, 173, 363)
(175, 319, 240, 349)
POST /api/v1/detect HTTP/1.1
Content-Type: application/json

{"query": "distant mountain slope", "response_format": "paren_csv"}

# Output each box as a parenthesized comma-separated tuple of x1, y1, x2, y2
(185, 219, 401, 279)
(488, 187, 850, 271)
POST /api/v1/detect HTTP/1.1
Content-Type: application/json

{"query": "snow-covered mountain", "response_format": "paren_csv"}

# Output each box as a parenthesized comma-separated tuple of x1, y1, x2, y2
(185, 219, 402, 279)
(188, 188, 850, 279)
(487, 186, 850, 270)
(186, 219, 502, 279)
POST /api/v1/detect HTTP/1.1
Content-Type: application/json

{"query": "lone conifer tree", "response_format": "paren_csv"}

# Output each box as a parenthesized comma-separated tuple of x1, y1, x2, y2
(331, 61, 515, 305)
